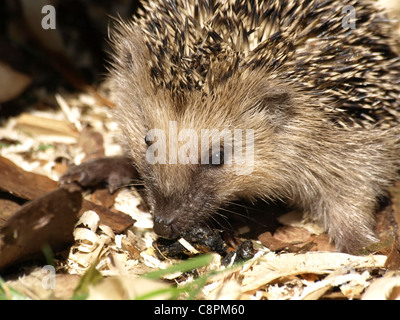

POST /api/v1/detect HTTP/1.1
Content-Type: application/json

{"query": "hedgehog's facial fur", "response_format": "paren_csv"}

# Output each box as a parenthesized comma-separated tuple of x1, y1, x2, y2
(143, 162, 227, 238)
(131, 76, 298, 238)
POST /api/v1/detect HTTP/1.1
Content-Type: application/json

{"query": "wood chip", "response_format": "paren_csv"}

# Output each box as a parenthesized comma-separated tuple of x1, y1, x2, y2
(241, 252, 387, 293)
(15, 113, 79, 138)
(0, 188, 82, 271)
(0, 156, 134, 234)
(362, 273, 400, 300)
(0, 155, 58, 199)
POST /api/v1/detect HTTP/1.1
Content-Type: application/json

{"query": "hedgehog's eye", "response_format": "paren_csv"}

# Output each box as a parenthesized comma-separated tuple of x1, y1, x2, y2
(209, 150, 224, 166)
(145, 134, 152, 146)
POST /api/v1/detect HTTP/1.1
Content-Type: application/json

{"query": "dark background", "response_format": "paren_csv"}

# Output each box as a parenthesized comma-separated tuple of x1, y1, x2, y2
(0, 0, 142, 116)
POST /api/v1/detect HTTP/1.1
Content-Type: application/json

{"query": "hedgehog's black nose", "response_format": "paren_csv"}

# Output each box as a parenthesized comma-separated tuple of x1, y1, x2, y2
(153, 216, 180, 239)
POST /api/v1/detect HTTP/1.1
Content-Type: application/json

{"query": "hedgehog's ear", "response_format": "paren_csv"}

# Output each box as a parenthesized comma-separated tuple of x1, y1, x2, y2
(261, 87, 292, 111)
(109, 20, 152, 84)
(256, 84, 294, 120)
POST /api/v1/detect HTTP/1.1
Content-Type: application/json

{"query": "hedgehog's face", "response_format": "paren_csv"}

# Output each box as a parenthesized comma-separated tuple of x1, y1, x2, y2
(140, 123, 254, 238)
(131, 77, 298, 239)
(111, 25, 302, 238)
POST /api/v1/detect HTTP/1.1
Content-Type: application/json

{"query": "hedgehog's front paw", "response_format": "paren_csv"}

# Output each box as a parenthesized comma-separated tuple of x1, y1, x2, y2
(59, 156, 137, 193)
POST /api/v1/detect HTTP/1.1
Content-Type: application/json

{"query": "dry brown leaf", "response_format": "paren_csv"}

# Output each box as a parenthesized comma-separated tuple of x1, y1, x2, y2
(91, 188, 119, 208)
(258, 231, 291, 251)
(78, 127, 105, 161)
(258, 228, 335, 253)
(273, 225, 311, 243)
(0, 61, 32, 103)
(389, 182, 400, 237)
(384, 238, 400, 270)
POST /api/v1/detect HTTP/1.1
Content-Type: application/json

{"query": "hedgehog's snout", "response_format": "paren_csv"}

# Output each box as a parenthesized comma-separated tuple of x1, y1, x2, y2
(153, 215, 181, 239)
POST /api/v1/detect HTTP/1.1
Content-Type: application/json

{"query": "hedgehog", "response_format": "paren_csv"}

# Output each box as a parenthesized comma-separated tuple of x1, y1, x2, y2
(60, 0, 400, 253)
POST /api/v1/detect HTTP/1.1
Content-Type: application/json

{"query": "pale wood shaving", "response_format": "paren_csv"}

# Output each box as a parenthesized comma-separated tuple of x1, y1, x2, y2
(240, 252, 387, 293)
